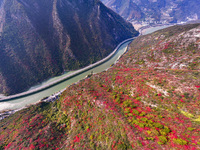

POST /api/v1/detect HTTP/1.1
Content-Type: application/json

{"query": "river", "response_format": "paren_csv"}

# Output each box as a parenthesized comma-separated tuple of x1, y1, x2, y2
(0, 25, 171, 112)
(0, 39, 132, 112)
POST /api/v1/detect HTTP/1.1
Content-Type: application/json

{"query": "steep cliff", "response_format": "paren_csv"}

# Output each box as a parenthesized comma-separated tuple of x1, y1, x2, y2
(0, 0, 138, 95)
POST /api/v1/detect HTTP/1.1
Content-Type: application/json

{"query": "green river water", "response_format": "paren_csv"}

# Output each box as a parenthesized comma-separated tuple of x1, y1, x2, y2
(0, 40, 130, 111)
(0, 25, 170, 112)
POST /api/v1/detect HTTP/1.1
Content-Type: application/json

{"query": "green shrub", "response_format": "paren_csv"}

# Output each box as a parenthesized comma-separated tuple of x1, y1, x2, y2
(136, 97, 141, 101)
(158, 136, 168, 144)
(187, 127, 195, 131)
(123, 100, 131, 107)
(140, 117, 148, 122)
(173, 138, 187, 145)
(153, 122, 164, 129)
(124, 108, 130, 114)
(117, 142, 129, 150)
(147, 120, 154, 124)
(139, 112, 146, 116)
(138, 123, 145, 128)
(184, 92, 189, 99)
(132, 120, 139, 125)
(132, 110, 139, 115)
(160, 127, 171, 136)
(136, 140, 143, 147)
(128, 113, 133, 117)
(116, 97, 121, 104)
(145, 137, 154, 141)
(130, 104, 137, 109)
(116, 95, 121, 104)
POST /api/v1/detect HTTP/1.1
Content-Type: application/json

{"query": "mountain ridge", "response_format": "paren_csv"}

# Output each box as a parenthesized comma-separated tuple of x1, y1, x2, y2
(101, 0, 200, 25)
(0, 0, 138, 95)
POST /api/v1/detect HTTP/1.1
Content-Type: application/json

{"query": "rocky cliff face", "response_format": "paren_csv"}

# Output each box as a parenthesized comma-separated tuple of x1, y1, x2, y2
(0, 0, 138, 95)
(101, 0, 200, 24)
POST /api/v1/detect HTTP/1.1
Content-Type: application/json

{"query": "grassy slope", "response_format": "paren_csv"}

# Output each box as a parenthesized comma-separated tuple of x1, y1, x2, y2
(0, 24, 200, 150)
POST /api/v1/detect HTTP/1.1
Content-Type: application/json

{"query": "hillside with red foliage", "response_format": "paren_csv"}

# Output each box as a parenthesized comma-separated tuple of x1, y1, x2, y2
(0, 23, 200, 149)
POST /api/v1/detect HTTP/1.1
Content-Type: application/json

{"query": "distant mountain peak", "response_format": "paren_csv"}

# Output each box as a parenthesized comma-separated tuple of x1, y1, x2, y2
(101, 0, 200, 24)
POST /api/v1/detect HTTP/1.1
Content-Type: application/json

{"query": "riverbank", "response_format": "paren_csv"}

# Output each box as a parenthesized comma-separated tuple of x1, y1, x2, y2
(0, 38, 134, 102)
(139, 24, 173, 35)
(134, 23, 175, 35)
(0, 38, 134, 120)
(0, 22, 185, 119)
(0, 91, 62, 120)
(135, 20, 200, 35)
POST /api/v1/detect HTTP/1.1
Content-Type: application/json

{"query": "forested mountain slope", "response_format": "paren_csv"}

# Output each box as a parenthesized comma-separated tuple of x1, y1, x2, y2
(0, 0, 138, 95)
